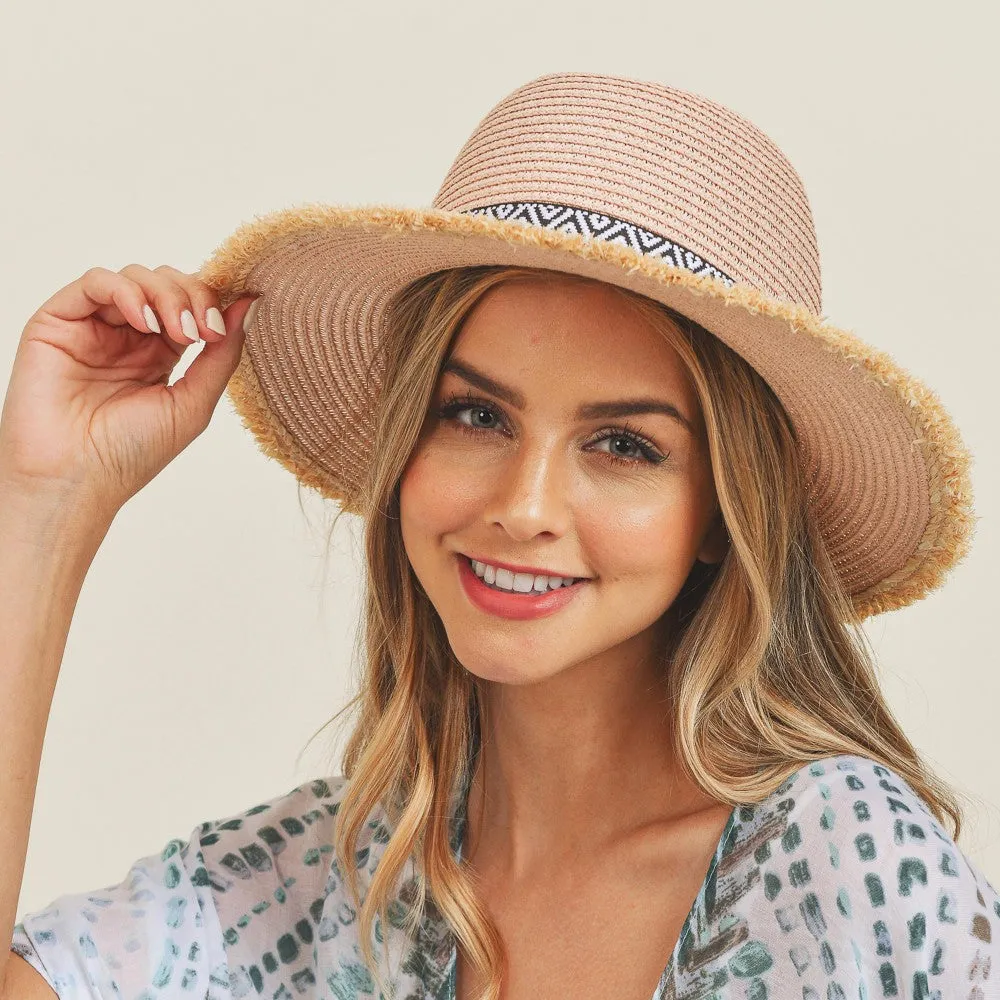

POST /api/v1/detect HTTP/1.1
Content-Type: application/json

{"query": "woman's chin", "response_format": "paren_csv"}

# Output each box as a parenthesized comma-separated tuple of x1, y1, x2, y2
(455, 656, 551, 687)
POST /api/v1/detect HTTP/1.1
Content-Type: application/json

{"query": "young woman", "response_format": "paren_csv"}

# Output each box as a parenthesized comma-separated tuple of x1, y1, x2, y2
(3, 72, 996, 1000)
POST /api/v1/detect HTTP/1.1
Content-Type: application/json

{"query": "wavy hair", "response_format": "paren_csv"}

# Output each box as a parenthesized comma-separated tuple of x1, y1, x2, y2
(311, 264, 965, 1000)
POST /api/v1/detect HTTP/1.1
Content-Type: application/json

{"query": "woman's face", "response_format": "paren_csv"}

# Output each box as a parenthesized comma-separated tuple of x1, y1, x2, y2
(399, 272, 728, 686)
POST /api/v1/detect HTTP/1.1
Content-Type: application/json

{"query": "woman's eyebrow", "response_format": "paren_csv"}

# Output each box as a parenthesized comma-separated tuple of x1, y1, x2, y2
(440, 356, 694, 436)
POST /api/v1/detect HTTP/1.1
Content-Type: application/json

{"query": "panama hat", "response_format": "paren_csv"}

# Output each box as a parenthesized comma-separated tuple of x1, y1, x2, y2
(195, 71, 975, 621)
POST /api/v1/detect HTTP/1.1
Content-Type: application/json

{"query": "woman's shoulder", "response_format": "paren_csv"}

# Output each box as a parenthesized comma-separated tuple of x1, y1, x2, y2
(748, 754, 990, 876)
(191, 773, 352, 871)
(11, 773, 383, 1000)
(709, 753, 999, 997)
(190, 771, 387, 920)
(738, 752, 999, 914)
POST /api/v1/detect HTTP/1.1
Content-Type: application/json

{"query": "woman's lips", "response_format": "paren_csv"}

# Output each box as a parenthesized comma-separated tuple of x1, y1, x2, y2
(456, 553, 588, 621)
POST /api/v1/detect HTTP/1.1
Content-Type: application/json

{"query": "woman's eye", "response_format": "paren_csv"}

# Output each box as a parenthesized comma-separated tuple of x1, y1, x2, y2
(434, 394, 666, 467)
(434, 396, 505, 433)
(590, 435, 646, 462)
(455, 403, 498, 430)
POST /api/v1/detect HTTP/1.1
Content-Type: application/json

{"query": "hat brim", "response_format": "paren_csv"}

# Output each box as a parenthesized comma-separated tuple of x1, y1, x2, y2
(196, 202, 975, 620)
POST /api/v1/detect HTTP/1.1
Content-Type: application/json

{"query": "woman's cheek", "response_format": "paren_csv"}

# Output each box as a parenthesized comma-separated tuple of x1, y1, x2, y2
(399, 445, 445, 532)
(400, 441, 481, 527)
(576, 499, 701, 580)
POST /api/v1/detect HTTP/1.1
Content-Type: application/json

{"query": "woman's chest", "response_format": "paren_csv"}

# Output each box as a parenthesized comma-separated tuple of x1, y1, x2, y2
(454, 890, 686, 1000)
(454, 805, 734, 1000)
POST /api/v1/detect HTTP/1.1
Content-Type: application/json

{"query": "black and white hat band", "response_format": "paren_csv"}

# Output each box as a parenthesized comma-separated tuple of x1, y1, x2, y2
(463, 201, 736, 285)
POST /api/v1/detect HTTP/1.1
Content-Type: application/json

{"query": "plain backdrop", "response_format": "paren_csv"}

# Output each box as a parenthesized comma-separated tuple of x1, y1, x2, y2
(2, 0, 997, 925)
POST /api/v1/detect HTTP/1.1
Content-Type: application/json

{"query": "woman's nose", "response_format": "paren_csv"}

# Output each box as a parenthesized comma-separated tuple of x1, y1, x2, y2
(482, 443, 573, 535)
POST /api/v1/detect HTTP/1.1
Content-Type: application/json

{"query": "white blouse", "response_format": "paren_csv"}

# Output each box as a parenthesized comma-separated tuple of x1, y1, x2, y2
(11, 754, 1000, 998)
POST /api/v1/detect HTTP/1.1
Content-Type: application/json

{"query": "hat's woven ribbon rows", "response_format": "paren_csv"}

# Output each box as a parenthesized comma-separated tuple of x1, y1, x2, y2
(463, 202, 736, 285)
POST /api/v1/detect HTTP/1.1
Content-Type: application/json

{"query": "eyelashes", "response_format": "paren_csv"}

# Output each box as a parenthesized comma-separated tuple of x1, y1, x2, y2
(433, 391, 668, 468)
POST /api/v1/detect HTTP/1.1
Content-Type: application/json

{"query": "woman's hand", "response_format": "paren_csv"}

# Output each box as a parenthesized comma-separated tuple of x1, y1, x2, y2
(0, 264, 258, 529)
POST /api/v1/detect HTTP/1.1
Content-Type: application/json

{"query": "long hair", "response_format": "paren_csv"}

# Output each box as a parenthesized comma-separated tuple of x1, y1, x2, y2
(315, 264, 964, 1000)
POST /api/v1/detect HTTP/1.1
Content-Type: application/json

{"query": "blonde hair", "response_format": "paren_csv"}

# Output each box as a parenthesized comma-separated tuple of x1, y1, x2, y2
(314, 264, 964, 1000)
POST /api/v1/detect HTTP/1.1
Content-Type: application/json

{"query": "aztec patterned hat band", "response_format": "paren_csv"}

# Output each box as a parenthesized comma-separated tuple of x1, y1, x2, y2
(197, 70, 976, 621)
(463, 202, 736, 285)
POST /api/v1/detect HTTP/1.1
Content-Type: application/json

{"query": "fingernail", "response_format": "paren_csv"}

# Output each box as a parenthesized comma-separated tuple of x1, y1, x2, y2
(180, 309, 201, 344)
(205, 306, 226, 336)
(143, 304, 161, 334)
(242, 298, 260, 336)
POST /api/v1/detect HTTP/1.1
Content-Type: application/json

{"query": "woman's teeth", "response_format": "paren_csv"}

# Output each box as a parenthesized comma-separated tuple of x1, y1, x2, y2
(470, 557, 579, 594)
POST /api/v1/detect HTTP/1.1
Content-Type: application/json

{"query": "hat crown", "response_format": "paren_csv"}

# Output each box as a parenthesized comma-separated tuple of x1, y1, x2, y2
(432, 72, 822, 314)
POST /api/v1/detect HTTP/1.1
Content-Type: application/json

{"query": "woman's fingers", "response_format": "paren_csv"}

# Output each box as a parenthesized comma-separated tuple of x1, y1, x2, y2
(118, 263, 221, 349)
(166, 295, 257, 430)
(34, 265, 151, 335)
(32, 264, 234, 357)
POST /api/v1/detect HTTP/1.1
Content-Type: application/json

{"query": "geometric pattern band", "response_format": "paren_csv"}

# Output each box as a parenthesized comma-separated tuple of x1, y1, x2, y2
(463, 201, 736, 285)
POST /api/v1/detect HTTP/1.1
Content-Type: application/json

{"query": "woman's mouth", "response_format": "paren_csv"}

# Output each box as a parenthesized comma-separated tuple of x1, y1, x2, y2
(456, 553, 589, 621)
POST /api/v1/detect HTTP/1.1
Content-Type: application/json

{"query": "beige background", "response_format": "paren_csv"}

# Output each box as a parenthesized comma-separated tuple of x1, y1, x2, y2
(2, 0, 997, 926)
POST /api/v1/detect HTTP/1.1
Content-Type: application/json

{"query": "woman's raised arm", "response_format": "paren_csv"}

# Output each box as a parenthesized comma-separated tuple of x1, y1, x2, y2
(0, 265, 256, 996)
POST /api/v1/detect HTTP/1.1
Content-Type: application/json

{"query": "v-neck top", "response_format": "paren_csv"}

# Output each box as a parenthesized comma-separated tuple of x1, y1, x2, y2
(446, 772, 743, 999)
(10, 753, 1000, 999)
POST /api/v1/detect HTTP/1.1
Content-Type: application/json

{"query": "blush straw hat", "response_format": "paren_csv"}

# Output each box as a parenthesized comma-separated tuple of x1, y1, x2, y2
(196, 70, 975, 622)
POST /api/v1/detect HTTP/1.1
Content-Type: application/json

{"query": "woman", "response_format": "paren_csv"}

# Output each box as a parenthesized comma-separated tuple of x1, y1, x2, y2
(3, 72, 996, 1000)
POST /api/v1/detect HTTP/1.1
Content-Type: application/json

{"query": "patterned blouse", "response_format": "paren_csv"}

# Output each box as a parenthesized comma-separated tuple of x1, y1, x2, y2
(10, 753, 1000, 999)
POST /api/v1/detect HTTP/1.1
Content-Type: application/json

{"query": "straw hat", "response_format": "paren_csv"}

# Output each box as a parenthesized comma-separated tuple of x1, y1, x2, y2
(196, 71, 975, 621)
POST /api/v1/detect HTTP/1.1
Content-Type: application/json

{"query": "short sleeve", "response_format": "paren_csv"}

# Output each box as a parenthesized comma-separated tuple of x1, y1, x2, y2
(10, 827, 231, 1000)
(779, 756, 1000, 999)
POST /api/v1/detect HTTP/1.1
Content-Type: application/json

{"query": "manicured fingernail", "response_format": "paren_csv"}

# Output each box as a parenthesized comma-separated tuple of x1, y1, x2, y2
(242, 298, 260, 336)
(205, 306, 226, 336)
(143, 304, 160, 334)
(180, 309, 201, 344)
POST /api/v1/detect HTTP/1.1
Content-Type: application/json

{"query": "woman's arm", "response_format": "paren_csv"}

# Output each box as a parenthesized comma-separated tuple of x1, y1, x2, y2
(0, 486, 111, 997)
